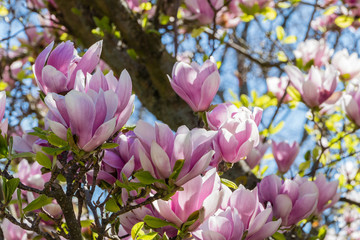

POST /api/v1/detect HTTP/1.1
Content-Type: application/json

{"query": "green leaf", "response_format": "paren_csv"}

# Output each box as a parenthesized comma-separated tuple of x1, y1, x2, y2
(283, 35, 297, 44)
(323, 6, 338, 16)
(335, 15, 354, 28)
(286, 86, 301, 101)
(127, 49, 138, 60)
(80, 220, 93, 227)
(277, 51, 288, 62)
(138, 232, 158, 240)
(276, 26, 285, 41)
(181, 208, 203, 231)
(262, 7, 277, 20)
(169, 159, 184, 181)
(105, 198, 120, 212)
(23, 195, 53, 212)
(3, 178, 20, 203)
(35, 152, 52, 169)
(116, 180, 146, 192)
(131, 222, 145, 239)
(143, 215, 178, 229)
(12, 152, 35, 159)
(191, 28, 205, 38)
(269, 121, 284, 134)
(101, 143, 119, 149)
(42, 146, 69, 156)
(277, 2, 291, 8)
(221, 178, 238, 189)
(17, 189, 23, 216)
(134, 171, 161, 185)
(299, 161, 310, 172)
(159, 14, 170, 25)
(48, 133, 68, 147)
(272, 232, 286, 240)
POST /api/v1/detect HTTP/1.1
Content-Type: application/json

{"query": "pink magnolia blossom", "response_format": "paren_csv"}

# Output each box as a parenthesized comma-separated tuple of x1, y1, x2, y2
(0, 91, 8, 136)
(246, 139, 269, 169)
(311, 14, 337, 32)
(239, 0, 274, 9)
(206, 103, 261, 163)
(33, 41, 102, 94)
(1, 218, 30, 240)
(134, 120, 216, 186)
(92, 131, 142, 185)
(285, 65, 338, 108)
(153, 168, 224, 231)
(258, 175, 319, 227)
(332, 49, 360, 81)
(293, 39, 333, 67)
(169, 57, 220, 112)
(44, 70, 134, 152)
(314, 174, 341, 214)
(17, 159, 50, 190)
(343, 88, 360, 126)
(272, 141, 299, 173)
(266, 76, 292, 103)
(194, 185, 281, 240)
(184, 0, 224, 25)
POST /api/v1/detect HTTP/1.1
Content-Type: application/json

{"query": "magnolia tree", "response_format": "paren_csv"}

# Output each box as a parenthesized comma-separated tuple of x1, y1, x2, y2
(0, 0, 359, 239)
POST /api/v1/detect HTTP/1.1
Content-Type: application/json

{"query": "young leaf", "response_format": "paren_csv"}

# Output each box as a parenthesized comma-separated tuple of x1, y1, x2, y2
(131, 222, 145, 239)
(138, 232, 158, 240)
(105, 198, 120, 212)
(4, 178, 20, 203)
(35, 152, 52, 169)
(134, 171, 160, 185)
(169, 159, 184, 181)
(101, 143, 119, 149)
(221, 178, 238, 189)
(143, 215, 178, 229)
(23, 195, 53, 212)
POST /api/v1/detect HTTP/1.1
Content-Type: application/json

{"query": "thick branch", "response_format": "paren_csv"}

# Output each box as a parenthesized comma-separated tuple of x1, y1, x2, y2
(52, 0, 197, 129)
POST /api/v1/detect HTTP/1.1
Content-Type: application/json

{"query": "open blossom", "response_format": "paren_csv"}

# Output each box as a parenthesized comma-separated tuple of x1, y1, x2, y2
(293, 39, 333, 67)
(266, 76, 292, 103)
(91, 131, 142, 185)
(311, 14, 337, 32)
(332, 49, 360, 81)
(169, 57, 220, 112)
(206, 103, 261, 163)
(314, 174, 341, 214)
(134, 120, 216, 186)
(258, 175, 319, 227)
(33, 41, 102, 94)
(0, 91, 8, 136)
(272, 141, 299, 173)
(343, 88, 360, 126)
(184, 0, 224, 25)
(153, 168, 224, 232)
(194, 185, 281, 240)
(239, 0, 274, 8)
(45, 69, 134, 152)
(285, 65, 338, 108)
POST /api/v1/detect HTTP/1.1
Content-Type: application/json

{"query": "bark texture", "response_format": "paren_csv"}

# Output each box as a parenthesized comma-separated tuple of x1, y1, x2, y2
(52, 0, 197, 129)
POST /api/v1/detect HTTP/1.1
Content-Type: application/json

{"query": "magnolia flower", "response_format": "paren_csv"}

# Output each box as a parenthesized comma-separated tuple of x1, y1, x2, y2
(134, 120, 216, 186)
(332, 49, 360, 81)
(246, 139, 269, 169)
(2, 218, 30, 240)
(285, 65, 338, 108)
(153, 168, 224, 231)
(33, 41, 102, 94)
(206, 103, 261, 163)
(272, 141, 299, 173)
(45, 70, 134, 152)
(258, 175, 319, 227)
(266, 76, 292, 103)
(293, 39, 333, 67)
(343, 89, 360, 126)
(184, 0, 224, 25)
(17, 159, 51, 190)
(92, 131, 141, 185)
(314, 174, 341, 214)
(0, 91, 8, 136)
(194, 185, 281, 240)
(169, 57, 220, 112)
(239, 0, 274, 8)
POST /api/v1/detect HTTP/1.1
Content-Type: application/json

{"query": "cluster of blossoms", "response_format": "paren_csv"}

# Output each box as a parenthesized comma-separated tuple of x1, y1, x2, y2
(1, 39, 342, 239)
